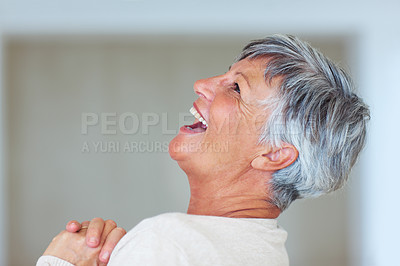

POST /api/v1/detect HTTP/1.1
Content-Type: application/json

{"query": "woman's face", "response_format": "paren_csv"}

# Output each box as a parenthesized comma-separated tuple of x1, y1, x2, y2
(169, 58, 277, 178)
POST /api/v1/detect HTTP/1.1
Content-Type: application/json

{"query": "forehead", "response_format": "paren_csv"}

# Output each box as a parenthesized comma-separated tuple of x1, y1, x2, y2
(229, 57, 266, 76)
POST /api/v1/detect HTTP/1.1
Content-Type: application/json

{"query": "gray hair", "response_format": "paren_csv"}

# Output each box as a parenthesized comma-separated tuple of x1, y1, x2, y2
(236, 34, 370, 211)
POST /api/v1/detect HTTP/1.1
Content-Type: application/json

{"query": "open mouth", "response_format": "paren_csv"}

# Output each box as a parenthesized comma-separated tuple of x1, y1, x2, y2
(184, 107, 208, 133)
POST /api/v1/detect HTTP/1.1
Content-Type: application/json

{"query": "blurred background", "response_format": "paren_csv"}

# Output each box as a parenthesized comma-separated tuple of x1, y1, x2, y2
(0, 1, 399, 266)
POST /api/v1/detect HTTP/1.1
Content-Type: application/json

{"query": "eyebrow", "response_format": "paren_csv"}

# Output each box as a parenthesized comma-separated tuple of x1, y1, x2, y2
(235, 71, 251, 88)
(227, 66, 251, 88)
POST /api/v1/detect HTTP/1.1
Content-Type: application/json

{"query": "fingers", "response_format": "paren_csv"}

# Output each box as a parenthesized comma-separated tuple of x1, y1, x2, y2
(65, 220, 81, 232)
(80, 220, 90, 233)
(85, 217, 106, 248)
(99, 227, 127, 263)
(65, 220, 92, 233)
(99, 220, 118, 243)
(63, 216, 122, 259)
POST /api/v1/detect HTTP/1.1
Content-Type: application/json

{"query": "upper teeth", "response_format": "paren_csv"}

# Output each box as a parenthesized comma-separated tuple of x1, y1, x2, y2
(190, 107, 208, 127)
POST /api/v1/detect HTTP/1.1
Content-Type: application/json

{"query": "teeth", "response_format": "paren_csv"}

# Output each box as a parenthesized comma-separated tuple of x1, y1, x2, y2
(190, 107, 208, 127)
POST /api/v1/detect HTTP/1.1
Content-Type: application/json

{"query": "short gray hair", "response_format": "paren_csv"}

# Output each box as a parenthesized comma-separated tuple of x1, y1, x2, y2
(236, 34, 370, 211)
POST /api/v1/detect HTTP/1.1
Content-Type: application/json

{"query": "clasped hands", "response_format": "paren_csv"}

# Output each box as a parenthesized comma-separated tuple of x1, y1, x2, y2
(43, 218, 126, 265)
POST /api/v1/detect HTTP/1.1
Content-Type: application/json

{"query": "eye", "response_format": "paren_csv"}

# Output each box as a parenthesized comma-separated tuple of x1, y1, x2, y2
(233, 83, 240, 94)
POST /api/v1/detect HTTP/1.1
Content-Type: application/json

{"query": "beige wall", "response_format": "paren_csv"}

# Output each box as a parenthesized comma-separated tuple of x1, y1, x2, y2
(6, 36, 352, 266)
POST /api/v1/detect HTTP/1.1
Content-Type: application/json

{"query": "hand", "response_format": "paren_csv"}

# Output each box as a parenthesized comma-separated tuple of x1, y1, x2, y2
(44, 218, 126, 265)
(65, 218, 127, 264)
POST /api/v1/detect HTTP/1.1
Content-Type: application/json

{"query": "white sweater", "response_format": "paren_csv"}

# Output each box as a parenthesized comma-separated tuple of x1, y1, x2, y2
(37, 212, 289, 266)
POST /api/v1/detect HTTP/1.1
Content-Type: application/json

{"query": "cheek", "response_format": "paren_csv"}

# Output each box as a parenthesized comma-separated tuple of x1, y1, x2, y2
(209, 96, 239, 131)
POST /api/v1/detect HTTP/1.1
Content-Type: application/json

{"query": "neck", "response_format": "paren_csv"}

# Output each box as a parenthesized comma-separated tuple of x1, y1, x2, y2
(186, 170, 281, 219)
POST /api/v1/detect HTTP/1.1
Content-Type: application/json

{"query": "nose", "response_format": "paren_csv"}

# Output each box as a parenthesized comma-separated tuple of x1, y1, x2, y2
(193, 77, 216, 102)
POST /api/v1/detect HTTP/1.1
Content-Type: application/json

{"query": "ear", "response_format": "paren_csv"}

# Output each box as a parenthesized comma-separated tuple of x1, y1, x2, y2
(251, 143, 298, 172)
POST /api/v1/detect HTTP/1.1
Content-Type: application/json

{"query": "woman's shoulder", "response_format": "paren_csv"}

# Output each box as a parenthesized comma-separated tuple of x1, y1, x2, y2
(131, 212, 189, 231)
(110, 212, 288, 266)
(130, 212, 285, 242)
(118, 212, 194, 245)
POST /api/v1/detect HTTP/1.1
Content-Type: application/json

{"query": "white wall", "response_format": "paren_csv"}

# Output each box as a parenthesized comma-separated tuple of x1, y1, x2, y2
(357, 28, 400, 266)
(0, 32, 9, 266)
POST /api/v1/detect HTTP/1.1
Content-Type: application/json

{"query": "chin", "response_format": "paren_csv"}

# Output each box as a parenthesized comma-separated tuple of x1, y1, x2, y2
(168, 134, 190, 161)
(168, 134, 206, 173)
(168, 138, 181, 161)
(169, 128, 205, 160)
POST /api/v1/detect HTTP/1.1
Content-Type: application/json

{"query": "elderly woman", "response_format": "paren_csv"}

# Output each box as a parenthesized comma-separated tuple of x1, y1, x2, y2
(37, 34, 369, 266)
